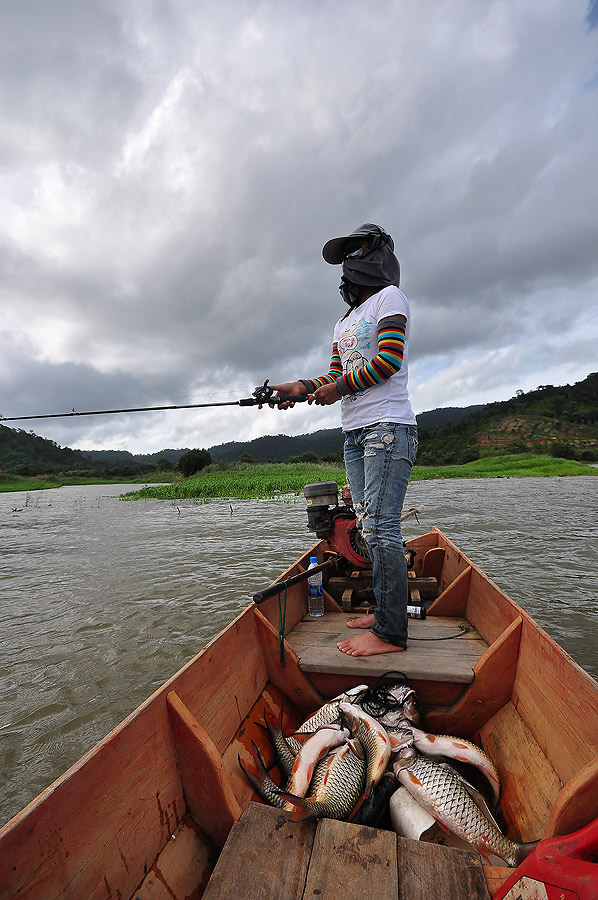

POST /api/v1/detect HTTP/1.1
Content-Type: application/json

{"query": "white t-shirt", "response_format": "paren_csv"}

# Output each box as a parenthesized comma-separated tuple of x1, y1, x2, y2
(333, 286, 416, 432)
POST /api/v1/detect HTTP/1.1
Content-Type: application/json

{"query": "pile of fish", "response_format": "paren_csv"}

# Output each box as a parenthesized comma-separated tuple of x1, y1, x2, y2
(239, 678, 534, 866)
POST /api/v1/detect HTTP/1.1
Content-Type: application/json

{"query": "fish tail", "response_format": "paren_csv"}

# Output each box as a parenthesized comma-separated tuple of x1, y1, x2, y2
(250, 740, 270, 776)
(263, 705, 283, 733)
(238, 750, 285, 809)
(275, 790, 321, 822)
(238, 755, 267, 796)
(238, 754, 260, 781)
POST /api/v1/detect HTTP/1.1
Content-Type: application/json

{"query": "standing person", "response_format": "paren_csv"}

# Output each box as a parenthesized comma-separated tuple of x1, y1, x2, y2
(270, 223, 418, 657)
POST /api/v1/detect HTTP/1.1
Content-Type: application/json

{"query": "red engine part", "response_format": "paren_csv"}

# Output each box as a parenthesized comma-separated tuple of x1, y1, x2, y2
(492, 816, 598, 900)
(326, 516, 370, 568)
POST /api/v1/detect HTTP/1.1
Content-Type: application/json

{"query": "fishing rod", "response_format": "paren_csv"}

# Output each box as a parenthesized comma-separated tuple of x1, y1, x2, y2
(0, 380, 307, 423)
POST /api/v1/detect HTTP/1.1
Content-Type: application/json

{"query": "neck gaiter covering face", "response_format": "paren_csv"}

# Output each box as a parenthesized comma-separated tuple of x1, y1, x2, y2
(339, 226, 401, 307)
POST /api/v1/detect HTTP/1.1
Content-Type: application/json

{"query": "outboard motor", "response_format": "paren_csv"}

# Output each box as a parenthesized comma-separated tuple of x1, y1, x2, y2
(303, 481, 370, 568)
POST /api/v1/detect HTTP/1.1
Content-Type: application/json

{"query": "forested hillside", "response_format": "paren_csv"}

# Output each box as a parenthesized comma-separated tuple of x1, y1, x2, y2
(0, 427, 96, 475)
(416, 372, 598, 464)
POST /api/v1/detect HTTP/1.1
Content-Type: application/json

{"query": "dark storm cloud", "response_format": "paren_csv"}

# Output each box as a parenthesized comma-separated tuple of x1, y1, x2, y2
(1, 0, 597, 449)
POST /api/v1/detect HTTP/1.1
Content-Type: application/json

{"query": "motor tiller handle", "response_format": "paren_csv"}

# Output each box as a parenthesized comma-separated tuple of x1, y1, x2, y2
(253, 557, 338, 603)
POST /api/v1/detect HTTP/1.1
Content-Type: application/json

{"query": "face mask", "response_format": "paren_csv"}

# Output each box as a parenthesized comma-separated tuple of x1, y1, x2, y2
(339, 277, 361, 307)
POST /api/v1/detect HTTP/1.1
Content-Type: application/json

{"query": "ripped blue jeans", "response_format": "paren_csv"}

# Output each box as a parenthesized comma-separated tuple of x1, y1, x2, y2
(343, 422, 418, 648)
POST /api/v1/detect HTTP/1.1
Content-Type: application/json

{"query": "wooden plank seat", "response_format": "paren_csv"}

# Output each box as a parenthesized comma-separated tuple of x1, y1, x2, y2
(202, 802, 490, 900)
(286, 612, 488, 684)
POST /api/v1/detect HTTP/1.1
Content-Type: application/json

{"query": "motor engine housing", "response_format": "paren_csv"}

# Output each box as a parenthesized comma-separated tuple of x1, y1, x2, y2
(303, 481, 370, 568)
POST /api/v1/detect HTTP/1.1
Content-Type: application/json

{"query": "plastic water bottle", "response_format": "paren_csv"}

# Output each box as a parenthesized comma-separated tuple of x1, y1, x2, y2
(307, 557, 324, 617)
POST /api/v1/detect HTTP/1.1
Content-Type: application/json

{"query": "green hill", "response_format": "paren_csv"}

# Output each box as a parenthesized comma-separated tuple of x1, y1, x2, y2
(416, 372, 598, 464)
(83, 448, 190, 468)
(207, 406, 485, 462)
(0, 427, 97, 475)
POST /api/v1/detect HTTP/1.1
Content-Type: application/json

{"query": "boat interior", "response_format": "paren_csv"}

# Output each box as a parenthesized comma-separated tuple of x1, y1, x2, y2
(2, 528, 598, 900)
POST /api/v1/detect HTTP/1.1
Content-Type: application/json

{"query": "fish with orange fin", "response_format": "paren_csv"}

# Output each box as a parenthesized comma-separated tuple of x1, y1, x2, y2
(393, 755, 535, 866)
(286, 724, 350, 799)
(338, 702, 392, 797)
(238, 741, 288, 809)
(239, 725, 350, 810)
(277, 741, 366, 822)
(296, 685, 368, 734)
(406, 725, 501, 808)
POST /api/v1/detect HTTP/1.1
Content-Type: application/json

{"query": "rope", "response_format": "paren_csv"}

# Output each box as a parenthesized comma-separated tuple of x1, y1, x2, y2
(409, 624, 472, 641)
(277, 582, 289, 666)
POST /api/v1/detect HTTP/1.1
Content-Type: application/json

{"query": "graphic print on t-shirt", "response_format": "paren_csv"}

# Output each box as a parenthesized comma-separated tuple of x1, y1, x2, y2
(344, 350, 366, 401)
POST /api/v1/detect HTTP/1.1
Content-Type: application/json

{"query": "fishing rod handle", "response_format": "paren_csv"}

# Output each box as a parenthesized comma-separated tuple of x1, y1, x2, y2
(250, 379, 309, 407)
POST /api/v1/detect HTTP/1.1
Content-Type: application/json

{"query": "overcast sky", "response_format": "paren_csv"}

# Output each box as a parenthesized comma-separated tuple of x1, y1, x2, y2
(1, 0, 597, 454)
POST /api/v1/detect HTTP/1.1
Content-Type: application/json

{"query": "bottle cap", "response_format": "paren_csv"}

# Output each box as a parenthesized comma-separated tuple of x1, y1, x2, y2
(310, 556, 318, 563)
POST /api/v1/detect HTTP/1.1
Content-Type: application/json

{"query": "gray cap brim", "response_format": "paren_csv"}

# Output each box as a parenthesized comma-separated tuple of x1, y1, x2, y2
(322, 224, 377, 264)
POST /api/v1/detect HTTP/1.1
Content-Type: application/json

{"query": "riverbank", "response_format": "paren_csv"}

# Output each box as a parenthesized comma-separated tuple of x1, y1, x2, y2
(2, 454, 595, 496)
(0, 472, 179, 494)
(121, 454, 597, 501)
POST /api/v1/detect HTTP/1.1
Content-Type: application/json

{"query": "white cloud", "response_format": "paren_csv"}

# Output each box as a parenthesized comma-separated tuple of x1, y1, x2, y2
(0, 0, 597, 452)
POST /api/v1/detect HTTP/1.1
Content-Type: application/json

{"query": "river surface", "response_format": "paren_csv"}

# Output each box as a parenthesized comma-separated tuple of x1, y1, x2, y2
(1, 476, 597, 827)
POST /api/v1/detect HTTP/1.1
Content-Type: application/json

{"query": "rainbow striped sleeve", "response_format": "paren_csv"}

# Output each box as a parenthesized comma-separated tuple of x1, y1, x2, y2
(340, 316, 406, 395)
(301, 345, 343, 392)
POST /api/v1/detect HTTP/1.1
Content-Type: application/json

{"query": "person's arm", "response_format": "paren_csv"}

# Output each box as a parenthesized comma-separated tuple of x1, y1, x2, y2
(335, 315, 406, 396)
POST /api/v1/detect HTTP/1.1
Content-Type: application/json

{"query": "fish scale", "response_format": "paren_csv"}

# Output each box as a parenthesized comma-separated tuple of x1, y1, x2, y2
(296, 688, 364, 735)
(283, 742, 367, 821)
(408, 725, 501, 806)
(396, 756, 523, 866)
(339, 702, 392, 795)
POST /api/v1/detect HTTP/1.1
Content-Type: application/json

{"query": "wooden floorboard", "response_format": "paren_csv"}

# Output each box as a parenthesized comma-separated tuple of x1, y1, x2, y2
(203, 803, 491, 900)
(396, 836, 491, 899)
(201, 803, 315, 899)
(286, 612, 488, 683)
(306, 818, 398, 900)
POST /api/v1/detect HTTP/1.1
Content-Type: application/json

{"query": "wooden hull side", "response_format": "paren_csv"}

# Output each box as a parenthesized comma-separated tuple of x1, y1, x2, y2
(409, 529, 598, 842)
(0, 681, 185, 900)
(253, 545, 318, 637)
(0, 606, 282, 900)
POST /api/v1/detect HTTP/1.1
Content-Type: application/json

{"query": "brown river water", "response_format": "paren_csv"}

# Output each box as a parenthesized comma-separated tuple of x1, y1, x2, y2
(1, 476, 597, 827)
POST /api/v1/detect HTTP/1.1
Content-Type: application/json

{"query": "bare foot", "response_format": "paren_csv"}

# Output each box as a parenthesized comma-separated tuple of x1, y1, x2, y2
(336, 632, 406, 657)
(347, 614, 375, 629)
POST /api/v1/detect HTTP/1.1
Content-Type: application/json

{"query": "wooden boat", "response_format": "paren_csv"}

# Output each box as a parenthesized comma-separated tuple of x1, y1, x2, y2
(1, 527, 598, 899)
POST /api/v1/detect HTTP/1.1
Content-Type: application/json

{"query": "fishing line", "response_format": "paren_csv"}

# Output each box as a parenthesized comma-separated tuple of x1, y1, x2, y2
(352, 672, 409, 719)
(409, 624, 472, 640)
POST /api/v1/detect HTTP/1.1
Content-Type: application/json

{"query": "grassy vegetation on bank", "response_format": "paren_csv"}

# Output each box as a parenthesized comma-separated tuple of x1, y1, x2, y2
(410, 454, 597, 480)
(121, 454, 597, 502)
(2, 455, 595, 497)
(0, 471, 180, 493)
